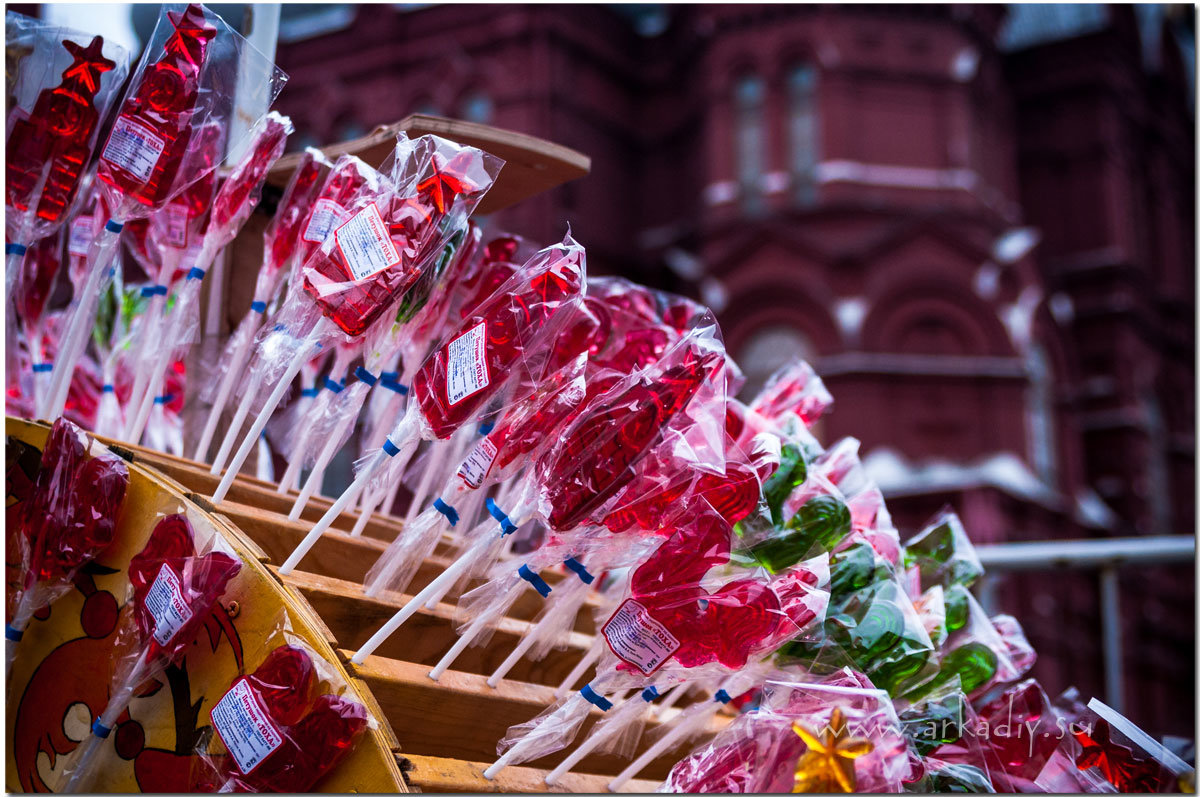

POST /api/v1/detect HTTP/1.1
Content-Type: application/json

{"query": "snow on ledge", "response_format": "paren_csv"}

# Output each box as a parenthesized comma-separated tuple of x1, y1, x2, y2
(863, 447, 1061, 508)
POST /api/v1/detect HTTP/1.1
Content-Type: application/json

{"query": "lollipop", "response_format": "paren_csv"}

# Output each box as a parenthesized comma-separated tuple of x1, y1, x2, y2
(43, 2, 287, 421)
(6, 418, 128, 670)
(193, 147, 330, 462)
(123, 111, 293, 445)
(208, 134, 501, 505)
(61, 512, 241, 792)
(6, 19, 128, 296)
(276, 231, 587, 575)
(191, 644, 369, 792)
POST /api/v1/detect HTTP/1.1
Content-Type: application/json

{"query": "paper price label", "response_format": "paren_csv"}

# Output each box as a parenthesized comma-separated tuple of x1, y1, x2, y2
(445, 322, 489, 406)
(303, 198, 348, 243)
(334, 202, 400, 281)
(102, 116, 165, 183)
(211, 678, 285, 774)
(68, 216, 94, 257)
(601, 598, 680, 676)
(144, 563, 193, 645)
(457, 436, 498, 489)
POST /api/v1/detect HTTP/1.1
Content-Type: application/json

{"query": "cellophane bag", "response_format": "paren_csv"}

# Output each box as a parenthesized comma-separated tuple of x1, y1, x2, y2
(5, 11, 130, 256)
(189, 615, 375, 792)
(60, 509, 243, 791)
(1033, 698, 1193, 793)
(6, 418, 129, 648)
(661, 676, 911, 793)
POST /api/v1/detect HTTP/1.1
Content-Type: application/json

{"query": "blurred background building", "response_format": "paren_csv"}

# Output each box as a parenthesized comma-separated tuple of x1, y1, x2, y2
(16, 2, 1195, 737)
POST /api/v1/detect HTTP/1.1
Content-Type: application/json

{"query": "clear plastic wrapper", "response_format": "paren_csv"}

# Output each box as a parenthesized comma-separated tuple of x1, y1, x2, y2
(284, 230, 586, 574)
(45, 1, 288, 420)
(125, 112, 292, 445)
(748, 357, 834, 428)
(899, 681, 997, 792)
(60, 511, 242, 792)
(189, 616, 373, 792)
(661, 678, 911, 793)
(6, 11, 130, 272)
(1033, 698, 1193, 793)
(901, 508, 985, 597)
(6, 418, 129, 667)
(779, 575, 937, 699)
(971, 678, 1069, 792)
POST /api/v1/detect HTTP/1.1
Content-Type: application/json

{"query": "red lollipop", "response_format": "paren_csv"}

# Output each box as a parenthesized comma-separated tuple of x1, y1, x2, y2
(98, 4, 215, 209)
(7, 35, 114, 224)
(201, 645, 368, 792)
(128, 513, 241, 661)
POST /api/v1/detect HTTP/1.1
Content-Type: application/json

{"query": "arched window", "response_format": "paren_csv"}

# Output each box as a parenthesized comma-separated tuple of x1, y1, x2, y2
(787, 64, 818, 206)
(1026, 345, 1058, 487)
(738, 325, 816, 400)
(734, 73, 766, 216)
(458, 90, 493, 124)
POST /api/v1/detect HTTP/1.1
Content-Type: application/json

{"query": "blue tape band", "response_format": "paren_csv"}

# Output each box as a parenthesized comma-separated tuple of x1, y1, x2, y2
(103, 384, 115, 393)
(186, 266, 205, 281)
(140, 284, 168, 297)
(563, 557, 594, 585)
(5, 624, 23, 642)
(383, 438, 401, 457)
(105, 219, 123, 233)
(714, 689, 732, 704)
(272, 323, 287, 333)
(433, 497, 459, 526)
(580, 684, 613, 711)
(354, 366, 377, 386)
(518, 564, 551, 597)
(31, 363, 53, 373)
(91, 719, 112, 738)
(380, 378, 408, 394)
(478, 421, 494, 436)
(300, 387, 320, 398)
(6, 243, 27, 256)
(641, 686, 660, 702)
(250, 300, 267, 313)
(323, 377, 344, 393)
(155, 393, 175, 405)
(381, 370, 399, 381)
(486, 498, 518, 535)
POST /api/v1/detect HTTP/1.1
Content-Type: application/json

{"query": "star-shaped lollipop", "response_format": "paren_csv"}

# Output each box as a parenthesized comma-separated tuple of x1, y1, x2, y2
(163, 4, 215, 66)
(61, 37, 114, 94)
(791, 708, 874, 793)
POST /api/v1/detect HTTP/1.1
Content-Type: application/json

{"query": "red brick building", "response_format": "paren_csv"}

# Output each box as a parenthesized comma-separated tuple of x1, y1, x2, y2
(272, 3, 1195, 735)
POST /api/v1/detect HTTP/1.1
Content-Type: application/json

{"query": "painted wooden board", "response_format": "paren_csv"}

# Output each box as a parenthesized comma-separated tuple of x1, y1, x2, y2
(5, 418, 406, 793)
(401, 753, 660, 794)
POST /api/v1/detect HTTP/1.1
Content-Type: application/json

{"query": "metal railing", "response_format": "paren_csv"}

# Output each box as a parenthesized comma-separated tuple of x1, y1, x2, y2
(975, 535, 1195, 714)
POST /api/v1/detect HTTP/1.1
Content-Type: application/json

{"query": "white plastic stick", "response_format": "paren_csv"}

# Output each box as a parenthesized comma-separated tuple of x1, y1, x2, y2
(349, 432, 418, 538)
(554, 638, 603, 701)
(121, 292, 167, 439)
(193, 312, 259, 462)
(43, 227, 121, 419)
(399, 441, 449, 528)
(276, 420, 316, 494)
(606, 701, 718, 793)
(211, 333, 323, 504)
(428, 582, 520, 681)
(482, 692, 589, 781)
(652, 681, 694, 718)
(288, 405, 358, 520)
(546, 695, 651, 786)
(351, 530, 498, 666)
(487, 567, 591, 688)
(209, 368, 263, 474)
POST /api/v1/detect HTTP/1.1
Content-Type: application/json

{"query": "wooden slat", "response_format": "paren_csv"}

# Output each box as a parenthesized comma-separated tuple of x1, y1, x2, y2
(280, 570, 589, 688)
(401, 754, 659, 794)
(350, 655, 704, 781)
